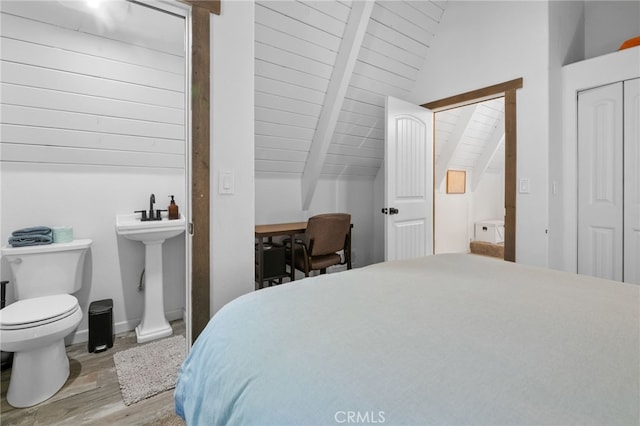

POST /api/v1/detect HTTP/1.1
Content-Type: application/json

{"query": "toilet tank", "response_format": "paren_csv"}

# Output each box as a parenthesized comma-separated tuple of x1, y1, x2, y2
(1, 239, 92, 300)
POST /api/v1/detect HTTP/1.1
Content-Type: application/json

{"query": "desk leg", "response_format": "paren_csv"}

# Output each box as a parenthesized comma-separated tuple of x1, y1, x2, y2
(256, 237, 264, 290)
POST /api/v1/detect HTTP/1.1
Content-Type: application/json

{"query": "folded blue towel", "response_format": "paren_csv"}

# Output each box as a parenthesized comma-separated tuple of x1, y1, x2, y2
(11, 226, 52, 237)
(8, 226, 53, 247)
(8, 234, 53, 247)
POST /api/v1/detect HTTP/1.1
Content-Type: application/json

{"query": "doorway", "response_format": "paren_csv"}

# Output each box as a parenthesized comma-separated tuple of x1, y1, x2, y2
(423, 78, 522, 262)
(0, 0, 193, 342)
(433, 98, 506, 258)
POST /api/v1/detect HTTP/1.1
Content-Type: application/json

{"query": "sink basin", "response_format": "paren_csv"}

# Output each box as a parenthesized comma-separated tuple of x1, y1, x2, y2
(116, 213, 186, 242)
(115, 212, 186, 343)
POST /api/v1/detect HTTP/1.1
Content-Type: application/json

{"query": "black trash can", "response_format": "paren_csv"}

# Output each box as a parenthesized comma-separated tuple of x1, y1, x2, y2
(260, 242, 286, 279)
(88, 299, 114, 353)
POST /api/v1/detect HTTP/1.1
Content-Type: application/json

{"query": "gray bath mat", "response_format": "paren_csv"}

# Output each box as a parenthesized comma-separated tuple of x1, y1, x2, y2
(113, 335, 186, 406)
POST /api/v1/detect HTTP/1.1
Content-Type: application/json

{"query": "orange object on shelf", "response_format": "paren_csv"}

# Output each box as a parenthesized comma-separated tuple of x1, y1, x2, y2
(619, 36, 640, 51)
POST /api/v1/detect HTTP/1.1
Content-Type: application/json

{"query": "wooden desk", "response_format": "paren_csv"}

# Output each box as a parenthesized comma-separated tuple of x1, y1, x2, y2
(254, 221, 352, 290)
(255, 222, 307, 238)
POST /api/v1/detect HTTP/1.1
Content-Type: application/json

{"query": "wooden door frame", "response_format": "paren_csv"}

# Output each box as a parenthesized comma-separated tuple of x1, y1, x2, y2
(422, 78, 523, 262)
(184, 0, 220, 343)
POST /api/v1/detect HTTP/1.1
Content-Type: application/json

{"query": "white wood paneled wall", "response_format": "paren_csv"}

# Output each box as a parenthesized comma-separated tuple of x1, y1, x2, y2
(0, 1, 185, 169)
(255, 0, 447, 179)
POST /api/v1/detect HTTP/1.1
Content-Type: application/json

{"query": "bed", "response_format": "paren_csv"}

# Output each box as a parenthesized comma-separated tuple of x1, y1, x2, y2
(175, 254, 639, 425)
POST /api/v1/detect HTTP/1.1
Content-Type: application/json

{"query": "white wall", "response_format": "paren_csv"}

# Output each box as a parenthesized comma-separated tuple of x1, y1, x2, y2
(548, 1, 585, 270)
(410, 1, 550, 267)
(210, 1, 256, 314)
(434, 178, 472, 254)
(0, 2, 187, 343)
(435, 170, 504, 254)
(255, 175, 375, 269)
(472, 171, 505, 224)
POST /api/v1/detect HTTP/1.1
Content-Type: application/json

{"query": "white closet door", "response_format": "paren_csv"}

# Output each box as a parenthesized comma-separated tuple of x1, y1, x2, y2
(624, 78, 640, 284)
(578, 82, 624, 281)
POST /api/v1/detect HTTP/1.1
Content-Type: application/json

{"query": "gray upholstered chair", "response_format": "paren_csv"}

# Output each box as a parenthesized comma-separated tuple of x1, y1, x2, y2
(286, 213, 352, 277)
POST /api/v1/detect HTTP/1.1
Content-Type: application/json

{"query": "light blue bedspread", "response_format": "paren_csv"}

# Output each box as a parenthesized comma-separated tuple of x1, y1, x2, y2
(175, 254, 639, 425)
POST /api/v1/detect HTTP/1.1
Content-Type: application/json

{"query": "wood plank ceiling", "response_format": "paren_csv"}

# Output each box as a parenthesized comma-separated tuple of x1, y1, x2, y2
(255, 0, 446, 180)
(435, 98, 506, 192)
(254, 1, 504, 189)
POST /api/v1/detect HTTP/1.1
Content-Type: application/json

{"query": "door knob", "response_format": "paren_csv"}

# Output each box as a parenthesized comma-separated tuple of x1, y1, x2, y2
(381, 207, 399, 215)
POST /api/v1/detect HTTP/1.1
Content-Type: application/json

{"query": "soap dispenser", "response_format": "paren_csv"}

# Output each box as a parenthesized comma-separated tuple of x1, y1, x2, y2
(168, 195, 179, 220)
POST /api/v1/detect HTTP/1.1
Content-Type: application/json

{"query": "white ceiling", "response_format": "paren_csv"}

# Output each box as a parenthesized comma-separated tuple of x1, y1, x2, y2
(11, 1, 185, 55)
(254, 0, 505, 188)
(435, 98, 505, 192)
(255, 0, 446, 177)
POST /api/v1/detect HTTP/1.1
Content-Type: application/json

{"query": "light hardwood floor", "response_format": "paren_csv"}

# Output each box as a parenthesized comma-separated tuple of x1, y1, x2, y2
(1, 320, 186, 425)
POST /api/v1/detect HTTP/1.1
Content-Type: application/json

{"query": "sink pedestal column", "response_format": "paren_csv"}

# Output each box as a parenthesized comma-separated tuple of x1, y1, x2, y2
(135, 239, 173, 343)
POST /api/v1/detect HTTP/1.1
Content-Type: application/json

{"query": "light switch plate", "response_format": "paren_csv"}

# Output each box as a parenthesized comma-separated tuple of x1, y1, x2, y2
(219, 170, 234, 194)
(519, 178, 530, 194)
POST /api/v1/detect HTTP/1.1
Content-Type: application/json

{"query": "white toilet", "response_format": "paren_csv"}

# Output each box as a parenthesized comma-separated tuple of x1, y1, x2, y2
(0, 239, 92, 408)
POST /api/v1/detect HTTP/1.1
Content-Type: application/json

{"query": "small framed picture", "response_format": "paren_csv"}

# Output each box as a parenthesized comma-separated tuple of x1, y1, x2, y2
(446, 170, 466, 194)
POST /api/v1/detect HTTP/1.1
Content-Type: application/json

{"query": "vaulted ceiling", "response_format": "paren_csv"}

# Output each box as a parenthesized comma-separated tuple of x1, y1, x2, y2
(254, 0, 505, 192)
(255, 0, 446, 178)
(435, 98, 505, 192)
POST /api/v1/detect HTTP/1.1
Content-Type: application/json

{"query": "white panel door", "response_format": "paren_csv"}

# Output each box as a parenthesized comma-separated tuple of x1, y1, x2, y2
(624, 78, 640, 284)
(578, 82, 624, 281)
(384, 96, 433, 261)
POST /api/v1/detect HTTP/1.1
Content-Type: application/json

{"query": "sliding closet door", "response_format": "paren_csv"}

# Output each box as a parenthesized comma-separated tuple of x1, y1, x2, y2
(577, 82, 624, 281)
(624, 78, 640, 284)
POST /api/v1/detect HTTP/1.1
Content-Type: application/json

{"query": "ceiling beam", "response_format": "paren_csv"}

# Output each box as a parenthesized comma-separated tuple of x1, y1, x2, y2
(301, 0, 374, 210)
(435, 104, 477, 189)
(471, 114, 505, 192)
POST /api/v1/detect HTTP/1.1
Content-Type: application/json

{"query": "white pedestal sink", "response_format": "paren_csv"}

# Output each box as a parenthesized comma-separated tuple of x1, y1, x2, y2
(116, 213, 186, 343)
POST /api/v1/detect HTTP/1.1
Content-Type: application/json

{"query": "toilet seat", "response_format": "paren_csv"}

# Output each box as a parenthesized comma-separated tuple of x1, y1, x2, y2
(0, 295, 79, 330)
